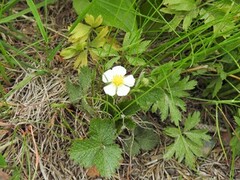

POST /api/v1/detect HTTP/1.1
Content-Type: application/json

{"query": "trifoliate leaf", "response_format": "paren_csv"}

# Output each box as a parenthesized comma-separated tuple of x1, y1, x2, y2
(69, 119, 122, 177)
(164, 112, 211, 169)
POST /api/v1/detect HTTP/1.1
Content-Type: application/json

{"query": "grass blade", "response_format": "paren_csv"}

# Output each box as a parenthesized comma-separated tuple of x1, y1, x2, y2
(0, 0, 56, 24)
(26, 0, 48, 43)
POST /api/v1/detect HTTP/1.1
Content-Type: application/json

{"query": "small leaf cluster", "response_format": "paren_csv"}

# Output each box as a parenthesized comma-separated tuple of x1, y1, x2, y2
(97, 30, 151, 69)
(69, 119, 122, 178)
(60, 14, 110, 69)
(136, 62, 197, 126)
(66, 66, 94, 114)
(164, 111, 211, 168)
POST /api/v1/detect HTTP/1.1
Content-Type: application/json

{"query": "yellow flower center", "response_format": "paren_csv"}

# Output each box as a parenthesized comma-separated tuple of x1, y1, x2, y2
(112, 75, 124, 86)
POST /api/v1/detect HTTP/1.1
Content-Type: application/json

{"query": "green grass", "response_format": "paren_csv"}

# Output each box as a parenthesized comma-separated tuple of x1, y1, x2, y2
(0, 0, 240, 179)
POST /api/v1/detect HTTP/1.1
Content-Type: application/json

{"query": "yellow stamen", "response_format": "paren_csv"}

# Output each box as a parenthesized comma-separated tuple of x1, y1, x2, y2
(112, 75, 124, 86)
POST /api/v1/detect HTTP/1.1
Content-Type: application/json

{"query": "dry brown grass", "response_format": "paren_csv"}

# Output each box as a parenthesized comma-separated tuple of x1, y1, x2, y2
(0, 1, 238, 179)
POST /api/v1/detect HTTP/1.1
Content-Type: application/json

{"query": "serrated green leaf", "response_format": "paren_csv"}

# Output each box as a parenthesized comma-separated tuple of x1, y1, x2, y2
(185, 148, 195, 169)
(164, 112, 211, 168)
(89, 119, 116, 144)
(135, 128, 159, 151)
(79, 66, 92, 94)
(94, 144, 122, 177)
(70, 139, 101, 167)
(66, 66, 92, 103)
(69, 118, 122, 177)
(185, 138, 203, 157)
(163, 143, 176, 160)
(184, 131, 204, 147)
(72, 0, 137, 32)
(164, 127, 180, 138)
(175, 136, 185, 162)
(169, 100, 182, 126)
(66, 80, 82, 103)
(184, 111, 200, 131)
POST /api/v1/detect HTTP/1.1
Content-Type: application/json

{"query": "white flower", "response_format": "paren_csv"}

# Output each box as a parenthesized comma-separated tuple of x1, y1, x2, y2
(102, 66, 135, 96)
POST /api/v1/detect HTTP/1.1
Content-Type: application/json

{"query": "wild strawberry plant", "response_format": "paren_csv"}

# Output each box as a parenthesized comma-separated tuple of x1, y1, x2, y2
(59, 0, 240, 178)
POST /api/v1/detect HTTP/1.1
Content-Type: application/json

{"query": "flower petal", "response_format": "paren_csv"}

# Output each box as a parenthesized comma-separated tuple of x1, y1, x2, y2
(123, 75, 135, 87)
(117, 85, 130, 96)
(102, 69, 114, 83)
(103, 84, 116, 96)
(112, 66, 126, 76)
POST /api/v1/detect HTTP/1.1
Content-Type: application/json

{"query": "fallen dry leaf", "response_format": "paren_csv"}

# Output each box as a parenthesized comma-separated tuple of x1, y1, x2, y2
(86, 166, 100, 178)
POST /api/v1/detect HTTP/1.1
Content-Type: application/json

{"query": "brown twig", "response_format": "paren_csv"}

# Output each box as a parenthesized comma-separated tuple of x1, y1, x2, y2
(29, 125, 40, 172)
